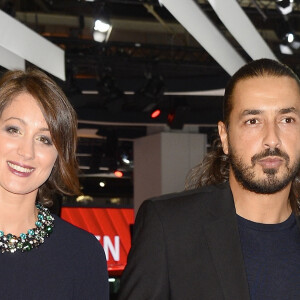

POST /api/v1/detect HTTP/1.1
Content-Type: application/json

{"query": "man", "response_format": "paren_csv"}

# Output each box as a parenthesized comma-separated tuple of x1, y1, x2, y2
(118, 59, 300, 300)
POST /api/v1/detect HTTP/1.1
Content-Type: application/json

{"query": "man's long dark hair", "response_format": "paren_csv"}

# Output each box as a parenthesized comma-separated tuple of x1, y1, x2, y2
(185, 58, 300, 215)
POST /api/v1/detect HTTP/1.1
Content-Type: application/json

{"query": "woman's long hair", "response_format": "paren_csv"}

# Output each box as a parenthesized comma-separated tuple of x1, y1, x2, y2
(0, 69, 81, 206)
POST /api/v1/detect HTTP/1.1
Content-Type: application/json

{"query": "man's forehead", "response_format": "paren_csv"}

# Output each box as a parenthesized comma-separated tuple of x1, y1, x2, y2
(231, 76, 300, 100)
(234, 75, 300, 90)
(228, 76, 300, 115)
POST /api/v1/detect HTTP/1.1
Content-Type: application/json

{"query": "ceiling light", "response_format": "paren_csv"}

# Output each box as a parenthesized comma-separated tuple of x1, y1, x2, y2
(93, 30, 108, 43)
(279, 44, 293, 55)
(93, 15, 112, 43)
(114, 170, 123, 178)
(276, 0, 293, 15)
(76, 195, 94, 202)
(151, 108, 161, 119)
(135, 75, 165, 112)
(290, 40, 300, 50)
(167, 106, 190, 129)
(286, 32, 294, 43)
(94, 20, 110, 33)
(99, 181, 106, 187)
(121, 154, 131, 165)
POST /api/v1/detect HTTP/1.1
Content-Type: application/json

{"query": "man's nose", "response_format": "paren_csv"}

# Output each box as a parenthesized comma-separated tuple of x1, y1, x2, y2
(263, 122, 281, 150)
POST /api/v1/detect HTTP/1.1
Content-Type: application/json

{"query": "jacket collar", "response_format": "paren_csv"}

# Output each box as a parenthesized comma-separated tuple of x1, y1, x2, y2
(203, 183, 250, 300)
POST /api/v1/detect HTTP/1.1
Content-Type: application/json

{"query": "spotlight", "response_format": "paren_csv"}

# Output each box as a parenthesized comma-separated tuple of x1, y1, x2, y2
(93, 13, 112, 43)
(135, 75, 165, 112)
(275, 20, 298, 53)
(94, 20, 111, 33)
(167, 106, 190, 130)
(76, 195, 94, 203)
(121, 154, 131, 165)
(279, 44, 293, 55)
(99, 181, 106, 187)
(151, 108, 161, 119)
(114, 170, 123, 178)
(286, 32, 294, 43)
(276, 0, 293, 15)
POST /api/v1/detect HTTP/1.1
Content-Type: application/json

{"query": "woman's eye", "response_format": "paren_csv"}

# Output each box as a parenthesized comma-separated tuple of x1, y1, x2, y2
(6, 126, 20, 134)
(38, 136, 52, 145)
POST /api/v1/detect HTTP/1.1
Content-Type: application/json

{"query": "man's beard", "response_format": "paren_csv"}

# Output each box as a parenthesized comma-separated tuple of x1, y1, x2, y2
(228, 144, 300, 194)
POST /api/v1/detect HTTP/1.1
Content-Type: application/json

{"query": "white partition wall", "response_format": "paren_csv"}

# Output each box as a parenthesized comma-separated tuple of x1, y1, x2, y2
(133, 132, 207, 213)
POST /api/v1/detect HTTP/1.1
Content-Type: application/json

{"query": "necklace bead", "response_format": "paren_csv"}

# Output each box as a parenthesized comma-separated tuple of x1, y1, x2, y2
(0, 203, 54, 253)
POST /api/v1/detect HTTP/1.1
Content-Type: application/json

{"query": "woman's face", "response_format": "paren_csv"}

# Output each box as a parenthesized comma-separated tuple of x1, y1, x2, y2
(0, 92, 58, 197)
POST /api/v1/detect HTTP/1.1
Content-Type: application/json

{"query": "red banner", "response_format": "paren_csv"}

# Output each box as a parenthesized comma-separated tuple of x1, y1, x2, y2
(61, 207, 134, 275)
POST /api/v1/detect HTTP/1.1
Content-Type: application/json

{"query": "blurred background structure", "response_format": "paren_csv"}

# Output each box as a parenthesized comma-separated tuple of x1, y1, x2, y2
(1, 0, 300, 296)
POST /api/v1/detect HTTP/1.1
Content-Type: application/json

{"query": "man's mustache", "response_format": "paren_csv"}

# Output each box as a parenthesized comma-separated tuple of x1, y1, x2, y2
(251, 148, 290, 166)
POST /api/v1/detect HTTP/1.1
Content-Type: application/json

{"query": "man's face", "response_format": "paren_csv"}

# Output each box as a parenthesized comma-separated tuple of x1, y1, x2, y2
(218, 76, 300, 194)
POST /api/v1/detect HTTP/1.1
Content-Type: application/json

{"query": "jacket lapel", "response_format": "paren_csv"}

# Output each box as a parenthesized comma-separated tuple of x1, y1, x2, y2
(203, 184, 250, 300)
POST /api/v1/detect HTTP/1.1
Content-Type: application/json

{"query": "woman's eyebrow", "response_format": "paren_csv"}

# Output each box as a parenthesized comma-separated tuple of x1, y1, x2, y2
(3, 117, 50, 131)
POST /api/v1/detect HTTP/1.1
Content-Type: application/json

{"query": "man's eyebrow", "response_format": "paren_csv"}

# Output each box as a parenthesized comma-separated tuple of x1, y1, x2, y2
(279, 107, 298, 114)
(241, 109, 262, 116)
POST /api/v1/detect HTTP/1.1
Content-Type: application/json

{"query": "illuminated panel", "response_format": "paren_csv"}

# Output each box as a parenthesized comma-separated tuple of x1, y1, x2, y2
(61, 207, 134, 275)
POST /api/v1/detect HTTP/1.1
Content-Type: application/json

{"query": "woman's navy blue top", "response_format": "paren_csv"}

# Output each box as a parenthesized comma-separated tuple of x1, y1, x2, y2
(0, 216, 109, 300)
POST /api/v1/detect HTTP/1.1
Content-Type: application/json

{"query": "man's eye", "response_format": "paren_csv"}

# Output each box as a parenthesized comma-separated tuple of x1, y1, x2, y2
(246, 119, 258, 125)
(283, 117, 294, 123)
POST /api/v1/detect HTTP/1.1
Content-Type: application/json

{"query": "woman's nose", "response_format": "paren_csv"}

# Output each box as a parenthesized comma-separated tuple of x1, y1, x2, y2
(17, 138, 35, 160)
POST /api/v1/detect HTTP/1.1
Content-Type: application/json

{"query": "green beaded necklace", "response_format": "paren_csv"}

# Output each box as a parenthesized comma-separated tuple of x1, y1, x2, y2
(0, 203, 54, 253)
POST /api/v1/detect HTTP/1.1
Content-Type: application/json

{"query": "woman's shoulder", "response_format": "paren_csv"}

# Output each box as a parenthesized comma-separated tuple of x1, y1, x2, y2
(52, 215, 102, 252)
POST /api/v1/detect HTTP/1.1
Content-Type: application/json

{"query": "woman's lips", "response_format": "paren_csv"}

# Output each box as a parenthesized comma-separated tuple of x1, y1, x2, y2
(7, 161, 35, 177)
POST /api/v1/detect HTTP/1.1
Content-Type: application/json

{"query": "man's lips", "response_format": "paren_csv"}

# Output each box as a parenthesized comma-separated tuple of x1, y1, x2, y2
(257, 157, 283, 168)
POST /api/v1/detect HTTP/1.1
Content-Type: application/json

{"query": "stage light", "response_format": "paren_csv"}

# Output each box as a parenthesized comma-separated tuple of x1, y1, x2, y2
(76, 195, 94, 203)
(167, 106, 190, 129)
(93, 13, 112, 43)
(135, 75, 165, 112)
(121, 154, 131, 165)
(94, 19, 110, 33)
(286, 32, 294, 43)
(151, 108, 161, 119)
(279, 44, 293, 55)
(114, 170, 123, 178)
(93, 31, 106, 43)
(276, 0, 293, 15)
(99, 181, 106, 187)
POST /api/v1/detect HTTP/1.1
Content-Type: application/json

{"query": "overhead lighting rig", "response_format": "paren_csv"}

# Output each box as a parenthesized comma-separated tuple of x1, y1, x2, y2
(276, 0, 294, 15)
(93, 5, 112, 43)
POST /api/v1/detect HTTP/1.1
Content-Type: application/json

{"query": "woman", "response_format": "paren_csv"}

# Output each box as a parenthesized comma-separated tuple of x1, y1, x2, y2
(0, 69, 109, 299)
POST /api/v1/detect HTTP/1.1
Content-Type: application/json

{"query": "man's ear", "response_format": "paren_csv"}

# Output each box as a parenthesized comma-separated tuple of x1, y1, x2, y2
(218, 121, 229, 155)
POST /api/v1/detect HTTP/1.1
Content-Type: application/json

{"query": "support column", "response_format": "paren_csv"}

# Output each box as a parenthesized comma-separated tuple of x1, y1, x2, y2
(133, 131, 207, 213)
